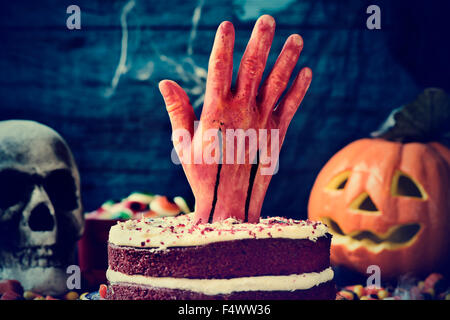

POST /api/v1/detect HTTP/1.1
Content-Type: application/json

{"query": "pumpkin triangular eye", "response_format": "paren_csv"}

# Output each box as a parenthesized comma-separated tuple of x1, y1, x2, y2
(326, 171, 351, 191)
(349, 192, 381, 214)
(391, 170, 427, 199)
(359, 195, 378, 211)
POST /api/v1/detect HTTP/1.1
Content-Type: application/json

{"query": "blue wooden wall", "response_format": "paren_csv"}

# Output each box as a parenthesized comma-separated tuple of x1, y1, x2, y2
(1, 0, 449, 219)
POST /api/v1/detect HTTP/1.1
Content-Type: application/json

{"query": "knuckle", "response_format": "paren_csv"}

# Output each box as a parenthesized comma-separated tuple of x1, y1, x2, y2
(163, 92, 187, 115)
(212, 58, 227, 73)
(166, 101, 185, 115)
(165, 94, 185, 114)
(282, 101, 300, 119)
(270, 72, 288, 91)
(242, 57, 263, 79)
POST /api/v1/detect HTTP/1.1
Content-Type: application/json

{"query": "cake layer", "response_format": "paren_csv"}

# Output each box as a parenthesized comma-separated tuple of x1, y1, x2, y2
(107, 267, 334, 295)
(106, 279, 336, 300)
(108, 236, 331, 279)
(108, 213, 329, 250)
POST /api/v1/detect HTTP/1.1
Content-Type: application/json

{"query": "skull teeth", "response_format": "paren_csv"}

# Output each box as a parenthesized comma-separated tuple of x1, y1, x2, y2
(38, 258, 48, 267)
(1, 245, 67, 268)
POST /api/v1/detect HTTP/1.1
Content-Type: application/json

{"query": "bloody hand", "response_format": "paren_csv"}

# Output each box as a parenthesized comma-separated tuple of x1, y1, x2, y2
(159, 15, 312, 223)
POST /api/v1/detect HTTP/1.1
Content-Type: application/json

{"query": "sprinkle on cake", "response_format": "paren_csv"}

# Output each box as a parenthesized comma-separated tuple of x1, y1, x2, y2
(109, 213, 329, 250)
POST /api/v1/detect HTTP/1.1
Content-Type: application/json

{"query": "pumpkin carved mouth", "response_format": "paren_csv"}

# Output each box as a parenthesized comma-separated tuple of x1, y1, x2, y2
(321, 217, 421, 252)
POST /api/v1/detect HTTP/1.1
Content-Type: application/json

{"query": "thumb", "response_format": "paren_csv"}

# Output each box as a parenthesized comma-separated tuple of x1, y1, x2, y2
(159, 80, 196, 137)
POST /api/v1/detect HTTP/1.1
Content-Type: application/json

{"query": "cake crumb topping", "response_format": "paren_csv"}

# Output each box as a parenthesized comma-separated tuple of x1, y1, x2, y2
(109, 213, 329, 250)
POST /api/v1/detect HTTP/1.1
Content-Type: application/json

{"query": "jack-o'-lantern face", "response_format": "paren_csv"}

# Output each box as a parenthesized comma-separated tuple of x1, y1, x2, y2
(308, 139, 450, 279)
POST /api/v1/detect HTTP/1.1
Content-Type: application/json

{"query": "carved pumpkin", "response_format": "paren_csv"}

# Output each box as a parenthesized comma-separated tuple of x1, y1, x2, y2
(308, 139, 450, 278)
(308, 89, 450, 278)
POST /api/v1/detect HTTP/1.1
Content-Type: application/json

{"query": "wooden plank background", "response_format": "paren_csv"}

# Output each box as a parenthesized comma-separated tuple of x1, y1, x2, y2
(1, 0, 449, 219)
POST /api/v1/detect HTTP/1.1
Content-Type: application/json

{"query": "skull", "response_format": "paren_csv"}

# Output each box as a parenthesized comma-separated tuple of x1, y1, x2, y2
(0, 120, 84, 295)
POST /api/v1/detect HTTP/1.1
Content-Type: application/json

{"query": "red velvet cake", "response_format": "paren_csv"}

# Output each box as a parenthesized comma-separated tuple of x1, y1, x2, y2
(106, 213, 335, 300)
(106, 16, 332, 300)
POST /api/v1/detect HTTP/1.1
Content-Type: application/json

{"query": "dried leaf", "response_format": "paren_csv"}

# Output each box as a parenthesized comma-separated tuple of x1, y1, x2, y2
(371, 88, 450, 146)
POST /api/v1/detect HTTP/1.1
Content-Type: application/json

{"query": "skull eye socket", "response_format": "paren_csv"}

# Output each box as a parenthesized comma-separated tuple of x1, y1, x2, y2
(391, 170, 427, 200)
(325, 171, 350, 191)
(0, 169, 33, 210)
(44, 169, 78, 212)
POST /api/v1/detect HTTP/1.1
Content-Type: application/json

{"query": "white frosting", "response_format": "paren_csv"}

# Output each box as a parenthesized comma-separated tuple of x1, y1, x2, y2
(106, 267, 334, 295)
(108, 213, 329, 249)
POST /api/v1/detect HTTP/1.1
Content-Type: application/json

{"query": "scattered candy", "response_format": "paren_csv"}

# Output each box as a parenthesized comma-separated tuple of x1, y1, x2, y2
(0, 279, 87, 300)
(79, 292, 90, 300)
(0, 279, 23, 296)
(143, 210, 157, 218)
(123, 200, 149, 212)
(360, 295, 377, 300)
(111, 210, 133, 220)
(1, 291, 22, 300)
(345, 285, 365, 298)
(364, 286, 381, 296)
(377, 289, 389, 299)
(127, 192, 154, 204)
(338, 272, 449, 300)
(85, 192, 190, 221)
(1, 272, 448, 300)
(424, 273, 447, 295)
(99, 284, 107, 299)
(338, 286, 390, 300)
(23, 291, 40, 300)
(336, 290, 357, 300)
(150, 195, 183, 217)
(417, 281, 425, 290)
(64, 291, 79, 300)
(174, 196, 190, 214)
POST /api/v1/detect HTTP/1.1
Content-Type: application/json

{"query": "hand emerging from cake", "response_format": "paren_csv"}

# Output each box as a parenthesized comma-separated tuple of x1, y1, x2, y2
(159, 15, 312, 223)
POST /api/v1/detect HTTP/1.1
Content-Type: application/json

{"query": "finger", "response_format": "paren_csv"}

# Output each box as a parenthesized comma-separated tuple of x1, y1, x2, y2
(235, 15, 275, 102)
(258, 34, 303, 121)
(159, 80, 196, 137)
(273, 67, 312, 137)
(204, 21, 235, 106)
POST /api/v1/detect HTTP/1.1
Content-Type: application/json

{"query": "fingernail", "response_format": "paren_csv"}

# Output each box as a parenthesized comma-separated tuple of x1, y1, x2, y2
(302, 67, 312, 78)
(290, 34, 303, 47)
(218, 21, 234, 37)
(259, 15, 275, 28)
(220, 21, 233, 30)
(159, 81, 172, 96)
